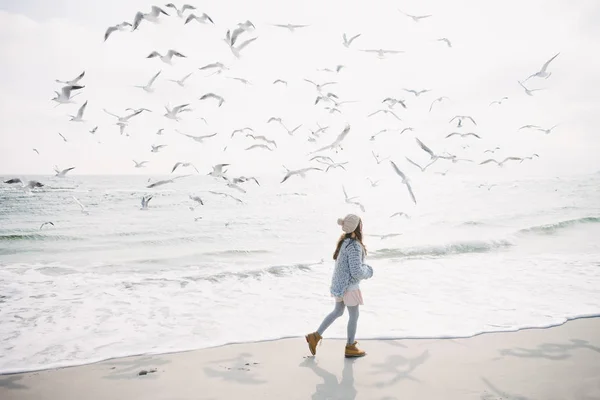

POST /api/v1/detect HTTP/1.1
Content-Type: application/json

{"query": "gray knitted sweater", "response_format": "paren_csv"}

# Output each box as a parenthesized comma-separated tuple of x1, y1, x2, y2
(330, 238, 374, 297)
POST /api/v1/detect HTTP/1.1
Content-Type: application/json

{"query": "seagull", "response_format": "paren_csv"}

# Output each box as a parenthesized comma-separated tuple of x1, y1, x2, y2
(72, 196, 89, 215)
(342, 185, 365, 212)
(56, 71, 85, 86)
(405, 157, 433, 172)
(104, 22, 132, 41)
(450, 115, 477, 127)
(403, 88, 430, 97)
(282, 123, 303, 136)
(429, 96, 450, 112)
(140, 195, 153, 210)
(371, 233, 403, 240)
(3, 178, 44, 190)
(246, 144, 274, 151)
(372, 151, 389, 165)
(185, 13, 214, 24)
(361, 49, 404, 58)
(324, 106, 342, 114)
(390, 161, 417, 204)
(103, 108, 143, 123)
(525, 53, 560, 81)
(89, 126, 98, 134)
(227, 76, 252, 85)
(246, 134, 277, 148)
(519, 125, 541, 131)
(40, 221, 55, 230)
(304, 79, 337, 92)
(164, 103, 191, 121)
(230, 37, 258, 58)
(368, 109, 402, 121)
(58, 133, 68, 142)
(273, 79, 288, 86)
(445, 132, 481, 139)
(399, 10, 432, 22)
(208, 191, 244, 204)
(382, 98, 407, 109)
(309, 124, 351, 154)
(536, 124, 559, 135)
(177, 130, 218, 143)
(370, 129, 396, 141)
(165, 3, 195, 18)
(318, 65, 345, 73)
(324, 162, 348, 172)
(520, 154, 540, 163)
(484, 147, 501, 154)
(147, 175, 191, 188)
(231, 127, 254, 137)
(147, 50, 186, 65)
(310, 155, 335, 164)
(367, 178, 379, 187)
(390, 212, 410, 218)
(400, 127, 415, 135)
(231, 176, 260, 186)
(151, 144, 167, 153)
(415, 138, 454, 163)
(436, 38, 452, 48)
(133, 160, 148, 168)
(135, 70, 161, 92)
(281, 167, 323, 183)
(490, 97, 509, 106)
(342, 33, 361, 48)
(199, 93, 225, 107)
(69, 100, 88, 122)
(199, 62, 228, 75)
(226, 182, 247, 193)
(54, 166, 75, 177)
(32, 148, 40, 155)
(267, 117, 282, 124)
(132, 6, 170, 30)
(518, 80, 544, 96)
(478, 183, 497, 191)
(155, 128, 165, 136)
(479, 157, 523, 167)
(172, 162, 199, 173)
(271, 23, 310, 32)
(189, 195, 204, 209)
(208, 164, 230, 178)
(52, 85, 84, 105)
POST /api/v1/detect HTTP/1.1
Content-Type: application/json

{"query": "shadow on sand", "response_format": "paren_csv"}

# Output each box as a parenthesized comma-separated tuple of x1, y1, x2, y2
(0, 375, 27, 390)
(480, 377, 531, 400)
(499, 338, 600, 360)
(371, 350, 430, 387)
(300, 357, 357, 400)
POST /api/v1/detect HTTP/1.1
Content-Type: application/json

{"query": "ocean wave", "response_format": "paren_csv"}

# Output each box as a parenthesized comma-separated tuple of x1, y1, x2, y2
(0, 233, 81, 241)
(370, 239, 514, 260)
(518, 216, 600, 235)
(186, 262, 315, 283)
(201, 249, 271, 257)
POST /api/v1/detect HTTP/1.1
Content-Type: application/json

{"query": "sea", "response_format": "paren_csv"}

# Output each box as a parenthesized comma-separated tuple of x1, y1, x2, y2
(1, 172, 599, 374)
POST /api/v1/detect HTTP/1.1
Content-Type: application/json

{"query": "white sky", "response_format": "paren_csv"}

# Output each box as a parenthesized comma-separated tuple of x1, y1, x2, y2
(0, 0, 599, 177)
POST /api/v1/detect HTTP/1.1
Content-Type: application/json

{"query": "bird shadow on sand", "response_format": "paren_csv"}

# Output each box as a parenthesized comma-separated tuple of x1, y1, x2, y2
(203, 352, 265, 385)
(370, 350, 430, 388)
(102, 355, 171, 380)
(480, 377, 532, 400)
(498, 338, 600, 361)
(299, 357, 357, 400)
(0, 375, 27, 390)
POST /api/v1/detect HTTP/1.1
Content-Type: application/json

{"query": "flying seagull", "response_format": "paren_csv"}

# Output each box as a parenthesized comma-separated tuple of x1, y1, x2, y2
(399, 9, 432, 22)
(382, 98, 407, 109)
(189, 195, 204, 209)
(415, 138, 454, 163)
(33, 148, 40, 155)
(450, 115, 477, 127)
(368, 109, 402, 121)
(273, 79, 288, 86)
(229, 36, 258, 58)
(484, 147, 501, 154)
(342, 185, 365, 212)
(429, 96, 450, 112)
(199, 62, 228, 75)
(536, 124, 559, 135)
(58, 133, 68, 142)
(69, 100, 88, 122)
(133, 160, 148, 168)
(72, 196, 89, 215)
(367, 178, 379, 187)
(525, 53, 560, 81)
(479, 157, 523, 167)
(304, 79, 337, 92)
(390, 212, 410, 219)
(54, 166, 75, 177)
(208, 191, 244, 204)
(390, 161, 417, 204)
(246, 144, 274, 151)
(342, 33, 361, 48)
(89, 126, 98, 134)
(165, 3, 195, 18)
(164, 103, 191, 120)
(52, 85, 84, 105)
(247, 135, 277, 148)
(177, 130, 218, 143)
(309, 124, 351, 154)
(56, 71, 85, 86)
(40, 221, 55, 230)
(403, 88, 430, 97)
(172, 162, 199, 173)
(147, 50, 186, 65)
(372, 151, 389, 165)
(151, 144, 167, 153)
(518, 80, 544, 96)
(405, 157, 433, 172)
(489, 97, 509, 106)
(185, 13, 214, 24)
(104, 22, 132, 41)
(146, 174, 191, 188)
(3, 178, 44, 190)
(436, 38, 452, 48)
(132, 6, 169, 30)
(281, 167, 323, 183)
(519, 124, 541, 131)
(103, 108, 143, 123)
(199, 93, 225, 107)
(208, 164, 229, 178)
(361, 49, 404, 59)
(271, 23, 310, 32)
(135, 70, 162, 92)
(140, 195, 153, 210)
(445, 132, 481, 139)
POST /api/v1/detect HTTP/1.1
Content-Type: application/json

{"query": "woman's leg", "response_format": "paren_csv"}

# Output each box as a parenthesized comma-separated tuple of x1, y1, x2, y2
(346, 305, 359, 344)
(316, 301, 345, 336)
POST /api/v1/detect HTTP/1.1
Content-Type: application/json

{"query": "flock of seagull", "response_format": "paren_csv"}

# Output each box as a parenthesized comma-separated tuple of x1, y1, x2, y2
(3, 3, 562, 223)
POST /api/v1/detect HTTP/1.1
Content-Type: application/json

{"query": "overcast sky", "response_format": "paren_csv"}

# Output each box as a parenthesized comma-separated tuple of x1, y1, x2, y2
(0, 0, 599, 177)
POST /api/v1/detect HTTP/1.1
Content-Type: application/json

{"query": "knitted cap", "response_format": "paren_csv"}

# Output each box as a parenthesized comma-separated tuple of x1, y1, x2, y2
(337, 214, 360, 233)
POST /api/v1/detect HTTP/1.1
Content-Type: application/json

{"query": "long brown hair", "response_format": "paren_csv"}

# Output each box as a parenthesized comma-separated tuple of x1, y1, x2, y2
(333, 219, 367, 260)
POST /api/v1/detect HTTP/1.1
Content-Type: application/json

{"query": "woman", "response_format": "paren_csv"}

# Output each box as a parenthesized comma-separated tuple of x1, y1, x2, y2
(305, 214, 374, 358)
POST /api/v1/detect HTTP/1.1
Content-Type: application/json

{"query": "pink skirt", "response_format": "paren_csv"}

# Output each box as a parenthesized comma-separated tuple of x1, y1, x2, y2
(334, 289, 364, 306)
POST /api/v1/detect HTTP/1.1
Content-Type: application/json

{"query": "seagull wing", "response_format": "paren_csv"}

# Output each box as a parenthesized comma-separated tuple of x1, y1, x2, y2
(133, 12, 144, 30)
(348, 33, 361, 44)
(76, 101, 88, 119)
(169, 50, 186, 58)
(172, 162, 182, 173)
(415, 138, 435, 158)
(104, 25, 118, 41)
(390, 160, 407, 180)
(148, 70, 161, 86)
(405, 157, 424, 171)
(235, 37, 258, 52)
(479, 159, 499, 165)
(405, 182, 417, 204)
(540, 52, 560, 72)
(72, 196, 86, 211)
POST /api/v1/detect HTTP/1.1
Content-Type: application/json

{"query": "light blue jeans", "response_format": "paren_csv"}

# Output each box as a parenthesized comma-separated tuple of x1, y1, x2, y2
(316, 301, 359, 345)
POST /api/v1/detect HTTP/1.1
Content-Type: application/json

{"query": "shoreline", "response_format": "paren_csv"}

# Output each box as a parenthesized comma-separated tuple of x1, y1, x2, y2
(2, 316, 599, 399)
(2, 313, 600, 376)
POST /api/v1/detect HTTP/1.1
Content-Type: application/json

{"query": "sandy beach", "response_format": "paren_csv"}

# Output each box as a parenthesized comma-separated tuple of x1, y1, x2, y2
(1, 317, 599, 400)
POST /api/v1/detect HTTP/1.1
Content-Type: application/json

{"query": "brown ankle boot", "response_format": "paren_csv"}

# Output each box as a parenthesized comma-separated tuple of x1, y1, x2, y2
(305, 332, 322, 355)
(345, 341, 366, 358)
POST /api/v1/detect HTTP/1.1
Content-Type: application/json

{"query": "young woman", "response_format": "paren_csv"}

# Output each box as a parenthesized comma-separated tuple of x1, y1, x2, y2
(305, 214, 374, 358)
